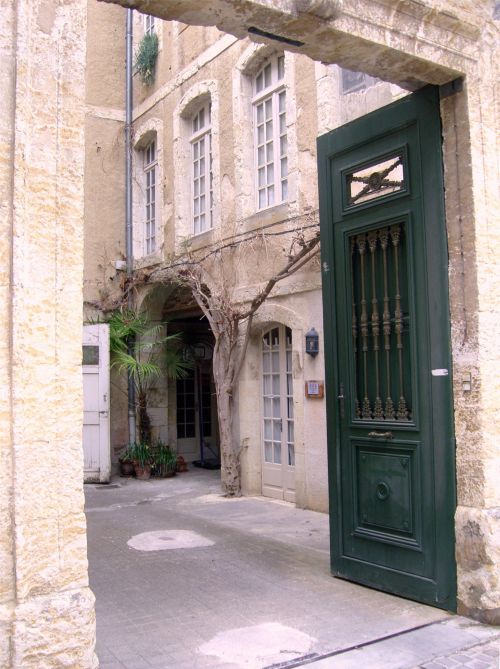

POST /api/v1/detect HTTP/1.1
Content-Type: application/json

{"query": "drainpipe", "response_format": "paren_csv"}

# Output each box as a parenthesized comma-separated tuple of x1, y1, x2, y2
(125, 8, 136, 443)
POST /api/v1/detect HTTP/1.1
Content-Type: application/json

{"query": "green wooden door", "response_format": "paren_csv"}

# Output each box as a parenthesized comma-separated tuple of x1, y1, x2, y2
(318, 87, 456, 609)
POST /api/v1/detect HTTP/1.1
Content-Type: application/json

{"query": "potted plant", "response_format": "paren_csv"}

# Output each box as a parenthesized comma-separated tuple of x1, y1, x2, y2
(152, 441, 177, 478)
(106, 309, 191, 446)
(119, 444, 136, 477)
(135, 32, 158, 86)
(131, 442, 153, 480)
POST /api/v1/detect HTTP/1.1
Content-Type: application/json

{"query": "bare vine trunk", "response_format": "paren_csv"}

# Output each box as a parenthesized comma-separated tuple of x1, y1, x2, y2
(155, 227, 320, 496)
(210, 312, 243, 496)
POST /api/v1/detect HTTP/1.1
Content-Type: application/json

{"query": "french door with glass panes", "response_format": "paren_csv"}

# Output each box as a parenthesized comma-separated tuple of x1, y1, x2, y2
(262, 326, 295, 502)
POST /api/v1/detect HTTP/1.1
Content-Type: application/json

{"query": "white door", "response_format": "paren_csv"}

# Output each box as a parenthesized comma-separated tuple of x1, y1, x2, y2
(83, 324, 110, 483)
(262, 326, 295, 502)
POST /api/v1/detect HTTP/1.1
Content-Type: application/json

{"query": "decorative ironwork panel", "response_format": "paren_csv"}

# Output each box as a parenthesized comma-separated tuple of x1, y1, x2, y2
(350, 224, 412, 422)
(346, 153, 405, 207)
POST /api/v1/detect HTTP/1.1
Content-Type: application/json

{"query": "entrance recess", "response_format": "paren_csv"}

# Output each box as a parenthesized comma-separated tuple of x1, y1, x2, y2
(318, 87, 456, 609)
(261, 325, 295, 502)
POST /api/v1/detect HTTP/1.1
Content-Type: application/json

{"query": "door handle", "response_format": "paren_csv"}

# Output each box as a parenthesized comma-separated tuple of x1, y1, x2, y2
(368, 431, 393, 439)
(338, 383, 345, 418)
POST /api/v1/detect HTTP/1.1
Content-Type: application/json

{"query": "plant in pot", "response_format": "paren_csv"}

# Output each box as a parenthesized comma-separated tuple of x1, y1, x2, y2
(152, 441, 177, 478)
(119, 444, 136, 477)
(107, 308, 191, 448)
(130, 442, 153, 480)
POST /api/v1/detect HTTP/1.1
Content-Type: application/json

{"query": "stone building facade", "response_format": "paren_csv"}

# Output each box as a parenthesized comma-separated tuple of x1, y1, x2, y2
(0, 0, 498, 666)
(84, 2, 412, 511)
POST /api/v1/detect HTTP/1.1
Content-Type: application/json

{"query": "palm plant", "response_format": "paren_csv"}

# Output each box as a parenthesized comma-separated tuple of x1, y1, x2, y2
(107, 309, 191, 444)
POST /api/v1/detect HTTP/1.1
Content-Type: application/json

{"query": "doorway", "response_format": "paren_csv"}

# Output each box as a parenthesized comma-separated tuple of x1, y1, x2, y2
(261, 325, 296, 502)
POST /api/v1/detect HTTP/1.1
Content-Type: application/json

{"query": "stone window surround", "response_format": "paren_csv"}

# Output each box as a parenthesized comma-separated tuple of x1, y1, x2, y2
(253, 53, 287, 210)
(132, 118, 164, 266)
(173, 80, 221, 253)
(233, 43, 299, 224)
(190, 101, 213, 235)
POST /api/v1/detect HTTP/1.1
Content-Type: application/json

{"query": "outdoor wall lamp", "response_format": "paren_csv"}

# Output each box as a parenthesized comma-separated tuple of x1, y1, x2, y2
(305, 327, 319, 357)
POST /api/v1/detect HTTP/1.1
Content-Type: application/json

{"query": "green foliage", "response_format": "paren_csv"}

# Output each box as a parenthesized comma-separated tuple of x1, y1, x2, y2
(120, 444, 136, 463)
(129, 442, 153, 467)
(152, 441, 176, 466)
(105, 308, 192, 443)
(135, 32, 158, 86)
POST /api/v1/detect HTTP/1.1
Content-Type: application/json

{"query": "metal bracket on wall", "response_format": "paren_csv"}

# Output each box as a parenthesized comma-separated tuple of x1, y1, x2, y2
(439, 78, 464, 99)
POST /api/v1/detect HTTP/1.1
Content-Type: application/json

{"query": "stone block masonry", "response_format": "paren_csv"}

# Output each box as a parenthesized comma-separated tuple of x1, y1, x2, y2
(0, 0, 97, 666)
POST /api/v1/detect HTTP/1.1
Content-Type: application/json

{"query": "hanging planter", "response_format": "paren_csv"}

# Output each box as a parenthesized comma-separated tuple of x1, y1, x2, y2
(135, 32, 159, 86)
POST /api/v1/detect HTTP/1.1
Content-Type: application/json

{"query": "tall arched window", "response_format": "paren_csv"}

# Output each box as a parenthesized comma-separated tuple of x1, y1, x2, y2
(190, 102, 213, 235)
(253, 55, 287, 210)
(143, 139, 157, 254)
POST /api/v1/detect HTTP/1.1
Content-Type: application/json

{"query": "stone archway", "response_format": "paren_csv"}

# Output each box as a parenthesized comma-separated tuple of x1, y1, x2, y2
(1, 1, 498, 666)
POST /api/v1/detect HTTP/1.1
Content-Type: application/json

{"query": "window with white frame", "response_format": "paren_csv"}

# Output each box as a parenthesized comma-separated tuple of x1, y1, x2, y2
(144, 14, 155, 36)
(143, 140, 157, 254)
(190, 102, 213, 235)
(253, 54, 287, 210)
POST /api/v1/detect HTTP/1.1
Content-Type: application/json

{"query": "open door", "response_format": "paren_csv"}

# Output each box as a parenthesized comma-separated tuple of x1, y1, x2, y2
(318, 87, 456, 609)
(83, 323, 110, 483)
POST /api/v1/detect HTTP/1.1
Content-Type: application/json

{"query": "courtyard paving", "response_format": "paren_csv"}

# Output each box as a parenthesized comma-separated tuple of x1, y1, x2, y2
(85, 469, 499, 669)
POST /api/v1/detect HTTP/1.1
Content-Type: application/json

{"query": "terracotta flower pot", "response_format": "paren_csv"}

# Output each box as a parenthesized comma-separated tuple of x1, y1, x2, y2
(134, 463, 152, 480)
(119, 460, 135, 477)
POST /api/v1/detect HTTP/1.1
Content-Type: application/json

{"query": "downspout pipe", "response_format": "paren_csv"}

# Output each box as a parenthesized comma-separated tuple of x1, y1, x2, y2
(125, 8, 136, 444)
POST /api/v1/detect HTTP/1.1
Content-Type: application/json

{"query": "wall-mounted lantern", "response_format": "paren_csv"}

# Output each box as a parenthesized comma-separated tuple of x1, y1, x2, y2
(305, 327, 319, 357)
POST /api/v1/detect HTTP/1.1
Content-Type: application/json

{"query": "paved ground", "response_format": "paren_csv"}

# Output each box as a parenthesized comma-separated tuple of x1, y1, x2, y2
(85, 469, 499, 669)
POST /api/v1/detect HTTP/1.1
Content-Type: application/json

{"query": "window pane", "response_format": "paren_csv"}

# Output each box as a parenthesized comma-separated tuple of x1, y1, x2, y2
(258, 189, 266, 209)
(273, 420, 281, 441)
(264, 64, 271, 88)
(267, 163, 274, 185)
(265, 98, 272, 118)
(257, 104, 264, 124)
(258, 167, 265, 187)
(265, 441, 273, 462)
(258, 146, 265, 167)
(257, 125, 265, 144)
(264, 420, 272, 440)
(264, 397, 272, 416)
(268, 185, 275, 205)
(274, 444, 281, 464)
(265, 120, 273, 140)
(279, 90, 286, 112)
(266, 142, 273, 162)
(272, 374, 280, 395)
(256, 71, 263, 93)
(287, 397, 294, 419)
(263, 352, 270, 373)
(288, 443, 295, 467)
(277, 55, 285, 80)
(272, 351, 279, 372)
(273, 397, 280, 418)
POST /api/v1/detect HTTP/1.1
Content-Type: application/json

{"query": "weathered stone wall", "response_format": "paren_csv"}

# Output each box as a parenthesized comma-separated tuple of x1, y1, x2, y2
(1, 0, 97, 665)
